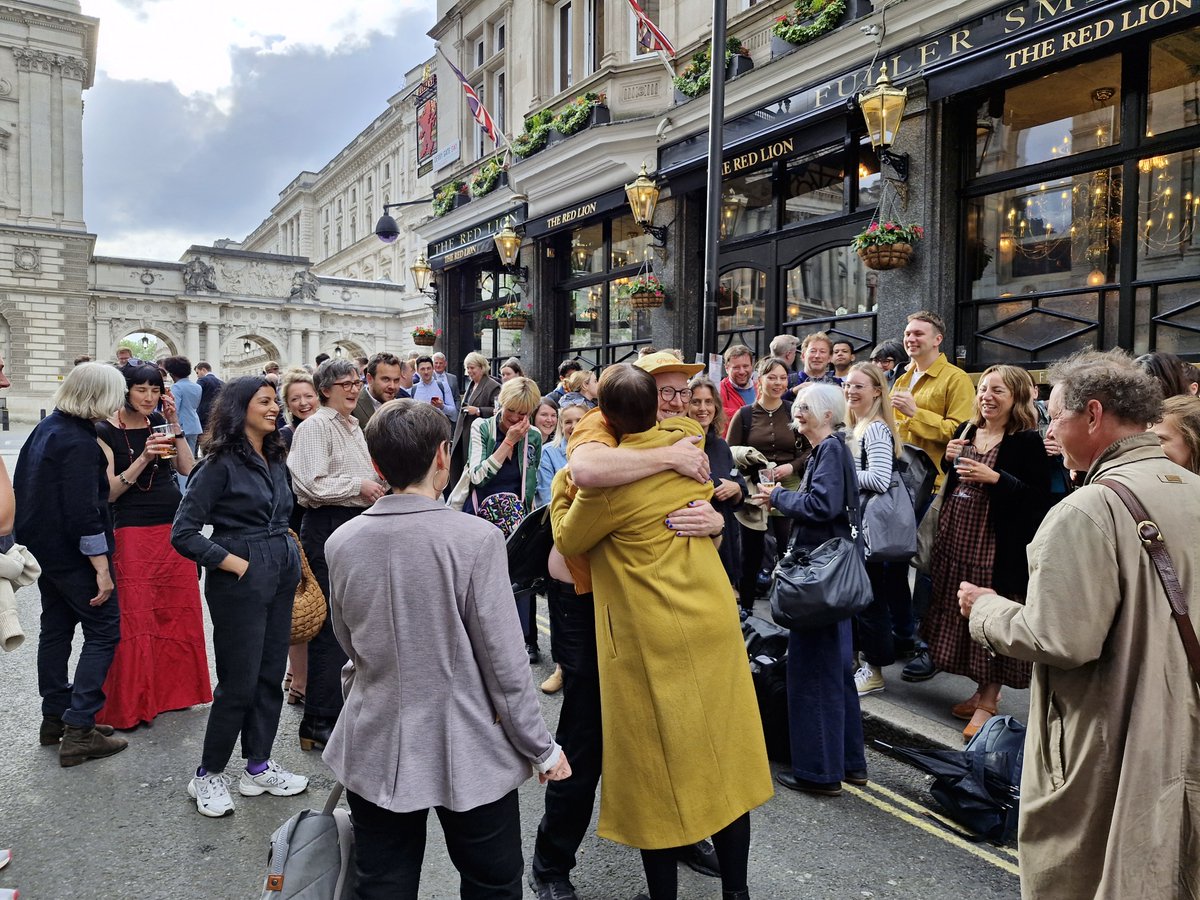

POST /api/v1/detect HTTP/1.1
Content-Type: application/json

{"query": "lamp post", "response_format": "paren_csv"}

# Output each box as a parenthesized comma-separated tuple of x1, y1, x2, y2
(699, 0, 729, 363)
(858, 64, 910, 181)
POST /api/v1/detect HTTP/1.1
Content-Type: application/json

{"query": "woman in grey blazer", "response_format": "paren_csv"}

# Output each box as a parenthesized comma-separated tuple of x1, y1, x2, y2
(324, 399, 571, 900)
(448, 351, 502, 493)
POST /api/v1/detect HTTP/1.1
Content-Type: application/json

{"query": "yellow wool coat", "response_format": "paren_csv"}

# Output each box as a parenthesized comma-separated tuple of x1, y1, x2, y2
(551, 417, 773, 850)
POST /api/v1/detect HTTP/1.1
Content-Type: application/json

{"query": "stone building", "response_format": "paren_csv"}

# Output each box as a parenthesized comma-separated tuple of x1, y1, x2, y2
(0, 0, 423, 420)
(414, 0, 1200, 386)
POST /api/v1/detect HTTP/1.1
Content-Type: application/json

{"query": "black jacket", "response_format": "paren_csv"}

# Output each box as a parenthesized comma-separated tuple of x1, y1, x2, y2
(772, 432, 856, 552)
(941, 424, 1053, 597)
(197, 373, 224, 429)
(14, 411, 112, 573)
(171, 441, 294, 569)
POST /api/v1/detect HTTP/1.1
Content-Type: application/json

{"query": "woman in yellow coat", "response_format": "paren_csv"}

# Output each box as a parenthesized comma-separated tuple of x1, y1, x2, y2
(552, 364, 772, 900)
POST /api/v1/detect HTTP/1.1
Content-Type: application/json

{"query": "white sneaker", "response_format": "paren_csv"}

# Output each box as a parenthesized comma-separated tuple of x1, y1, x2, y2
(238, 760, 309, 797)
(855, 664, 885, 696)
(188, 771, 235, 817)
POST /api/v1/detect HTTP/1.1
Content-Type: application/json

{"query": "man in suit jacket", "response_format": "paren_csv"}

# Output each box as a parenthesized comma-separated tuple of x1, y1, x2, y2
(448, 351, 501, 494)
(194, 362, 223, 431)
(432, 353, 459, 423)
(353, 353, 409, 429)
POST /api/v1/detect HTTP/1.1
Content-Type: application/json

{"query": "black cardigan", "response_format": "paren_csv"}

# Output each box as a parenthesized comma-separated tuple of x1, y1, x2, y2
(941, 424, 1054, 597)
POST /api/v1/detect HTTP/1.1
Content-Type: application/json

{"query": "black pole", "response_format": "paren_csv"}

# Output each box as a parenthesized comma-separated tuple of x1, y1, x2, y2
(700, 0, 729, 366)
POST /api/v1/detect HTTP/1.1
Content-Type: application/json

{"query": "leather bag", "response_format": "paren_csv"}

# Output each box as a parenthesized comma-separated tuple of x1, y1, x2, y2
(288, 529, 326, 645)
(769, 438, 873, 630)
(859, 439, 918, 563)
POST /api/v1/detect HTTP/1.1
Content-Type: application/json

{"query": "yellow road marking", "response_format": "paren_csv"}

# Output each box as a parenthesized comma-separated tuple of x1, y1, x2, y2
(536, 614, 549, 626)
(843, 783, 1020, 876)
(538, 624, 551, 636)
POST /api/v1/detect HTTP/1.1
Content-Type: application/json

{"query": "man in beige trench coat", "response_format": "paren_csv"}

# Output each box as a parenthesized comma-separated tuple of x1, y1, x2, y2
(958, 349, 1200, 900)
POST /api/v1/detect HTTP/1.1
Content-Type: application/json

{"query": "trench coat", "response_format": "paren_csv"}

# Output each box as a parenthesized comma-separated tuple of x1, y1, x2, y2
(551, 416, 773, 849)
(968, 433, 1200, 899)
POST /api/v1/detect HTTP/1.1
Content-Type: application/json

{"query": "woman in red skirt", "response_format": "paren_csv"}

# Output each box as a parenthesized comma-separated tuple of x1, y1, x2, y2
(95, 363, 212, 728)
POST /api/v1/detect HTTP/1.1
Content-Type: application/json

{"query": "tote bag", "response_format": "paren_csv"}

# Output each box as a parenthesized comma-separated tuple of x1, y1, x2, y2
(859, 437, 918, 563)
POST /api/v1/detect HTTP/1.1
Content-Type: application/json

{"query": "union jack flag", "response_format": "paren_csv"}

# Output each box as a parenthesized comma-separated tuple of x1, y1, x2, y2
(628, 0, 675, 57)
(440, 50, 498, 144)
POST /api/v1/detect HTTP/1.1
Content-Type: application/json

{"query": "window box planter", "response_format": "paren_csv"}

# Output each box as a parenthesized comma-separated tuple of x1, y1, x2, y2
(727, 54, 754, 79)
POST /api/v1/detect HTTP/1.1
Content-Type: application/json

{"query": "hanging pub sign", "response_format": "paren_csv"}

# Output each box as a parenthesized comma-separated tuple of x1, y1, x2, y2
(414, 64, 438, 178)
(428, 206, 527, 269)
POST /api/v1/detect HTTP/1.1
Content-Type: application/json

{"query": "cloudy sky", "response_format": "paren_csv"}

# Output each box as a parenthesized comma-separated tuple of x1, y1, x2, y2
(81, 0, 436, 261)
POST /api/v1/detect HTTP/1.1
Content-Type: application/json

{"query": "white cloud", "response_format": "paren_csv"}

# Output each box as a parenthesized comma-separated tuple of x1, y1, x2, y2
(92, 226, 223, 262)
(82, 0, 426, 98)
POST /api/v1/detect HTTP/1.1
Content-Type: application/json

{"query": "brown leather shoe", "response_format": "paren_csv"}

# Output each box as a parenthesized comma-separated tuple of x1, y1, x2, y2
(59, 724, 128, 767)
(40, 716, 115, 746)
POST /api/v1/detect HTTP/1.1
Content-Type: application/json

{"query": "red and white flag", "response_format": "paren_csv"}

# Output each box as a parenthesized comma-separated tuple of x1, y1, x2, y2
(439, 49, 498, 145)
(628, 0, 675, 57)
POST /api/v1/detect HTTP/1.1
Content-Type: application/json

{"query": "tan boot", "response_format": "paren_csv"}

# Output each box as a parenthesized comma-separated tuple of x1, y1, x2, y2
(540, 664, 563, 694)
(59, 724, 128, 768)
(40, 715, 115, 746)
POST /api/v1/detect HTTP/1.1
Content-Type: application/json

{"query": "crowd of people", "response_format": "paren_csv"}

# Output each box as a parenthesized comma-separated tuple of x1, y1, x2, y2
(4, 318, 1199, 898)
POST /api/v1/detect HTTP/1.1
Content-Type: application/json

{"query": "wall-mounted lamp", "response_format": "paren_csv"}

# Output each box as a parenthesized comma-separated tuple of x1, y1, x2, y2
(410, 254, 437, 298)
(625, 163, 669, 246)
(858, 64, 910, 182)
(493, 217, 529, 283)
(242, 339, 252, 353)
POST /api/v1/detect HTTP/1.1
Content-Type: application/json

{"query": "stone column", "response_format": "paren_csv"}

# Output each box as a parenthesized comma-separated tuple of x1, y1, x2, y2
(186, 321, 201, 362)
(95, 317, 110, 361)
(14, 49, 54, 221)
(204, 323, 221, 364)
(288, 327, 303, 367)
(306, 330, 321, 363)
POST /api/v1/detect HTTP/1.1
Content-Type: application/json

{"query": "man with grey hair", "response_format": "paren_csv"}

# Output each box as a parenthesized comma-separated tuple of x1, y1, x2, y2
(958, 349, 1200, 898)
(769, 334, 800, 387)
(431, 352, 459, 414)
(288, 358, 388, 754)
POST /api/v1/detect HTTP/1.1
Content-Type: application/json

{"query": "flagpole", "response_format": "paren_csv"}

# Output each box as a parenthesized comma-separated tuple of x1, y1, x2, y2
(700, 0, 728, 363)
(655, 50, 676, 81)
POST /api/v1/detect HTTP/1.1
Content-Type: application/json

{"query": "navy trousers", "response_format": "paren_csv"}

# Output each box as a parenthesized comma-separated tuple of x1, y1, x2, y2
(785, 618, 866, 782)
(37, 564, 121, 728)
(201, 533, 299, 772)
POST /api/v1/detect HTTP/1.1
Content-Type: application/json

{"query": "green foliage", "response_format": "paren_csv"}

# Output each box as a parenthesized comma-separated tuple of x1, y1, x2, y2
(673, 38, 746, 99)
(552, 92, 606, 137)
(772, 0, 847, 46)
(469, 157, 507, 198)
(512, 109, 555, 158)
(432, 180, 467, 217)
(119, 336, 159, 359)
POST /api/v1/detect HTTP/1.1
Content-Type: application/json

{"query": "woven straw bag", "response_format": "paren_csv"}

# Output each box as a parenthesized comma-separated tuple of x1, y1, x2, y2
(289, 529, 327, 644)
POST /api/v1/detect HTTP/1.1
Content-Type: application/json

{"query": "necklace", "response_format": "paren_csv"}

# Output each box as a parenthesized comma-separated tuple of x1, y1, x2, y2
(973, 431, 1003, 454)
(117, 413, 157, 492)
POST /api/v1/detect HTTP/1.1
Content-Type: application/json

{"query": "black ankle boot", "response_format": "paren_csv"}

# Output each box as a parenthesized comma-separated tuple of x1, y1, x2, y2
(299, 715, 333, 752)
(722, 891, 750, 900)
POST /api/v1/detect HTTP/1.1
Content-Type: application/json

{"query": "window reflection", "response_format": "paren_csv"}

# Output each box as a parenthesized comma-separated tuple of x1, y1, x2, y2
(611, 213, 652, 268)
(568, 223, 604, 275)
(1137, 149, 1200, 280)
(607, 278, 651, 344)
(782, 146, 844, 226)
(1149, 27, 1200, 137)
(717, 267, 767, 359)
(784, 247, 874, 321)
(975, 55, 1122, 176)
(721, 169, 774, 240)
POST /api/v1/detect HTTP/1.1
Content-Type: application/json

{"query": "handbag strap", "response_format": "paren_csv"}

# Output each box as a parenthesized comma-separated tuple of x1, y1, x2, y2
(1096, 478, 1200, 685)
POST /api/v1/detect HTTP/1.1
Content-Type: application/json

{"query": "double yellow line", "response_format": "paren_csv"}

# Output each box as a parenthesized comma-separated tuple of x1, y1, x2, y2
(536, 612, 551, 637)
(844, 780, 1020, 876)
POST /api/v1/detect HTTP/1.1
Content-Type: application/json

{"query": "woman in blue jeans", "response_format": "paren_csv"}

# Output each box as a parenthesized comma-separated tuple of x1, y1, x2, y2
(758, 383, 867, 796)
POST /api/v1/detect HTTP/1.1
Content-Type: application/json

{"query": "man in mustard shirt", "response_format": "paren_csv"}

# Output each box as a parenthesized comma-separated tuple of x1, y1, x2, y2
(890, 310, 975, 683)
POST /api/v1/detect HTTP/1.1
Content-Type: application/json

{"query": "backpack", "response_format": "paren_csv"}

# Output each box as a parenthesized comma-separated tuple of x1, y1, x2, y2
(896, 444, 937, 510)
(261, 784, 356, 898)
(878, 715, 1025, 843)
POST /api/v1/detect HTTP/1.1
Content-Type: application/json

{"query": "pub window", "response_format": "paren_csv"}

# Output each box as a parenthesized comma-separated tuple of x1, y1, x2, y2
(961, 28, 1200, 364)
(782, 145, 846, 226)
(558, 213, 654, 368)
(554, 0, 573, 93)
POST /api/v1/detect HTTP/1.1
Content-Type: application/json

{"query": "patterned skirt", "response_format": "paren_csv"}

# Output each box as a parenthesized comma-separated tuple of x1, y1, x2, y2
(923, 450, 1032, 690)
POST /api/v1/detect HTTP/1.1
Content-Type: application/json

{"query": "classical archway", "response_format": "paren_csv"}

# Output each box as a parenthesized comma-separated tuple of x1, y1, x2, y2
(327, 338, 368, 362)
(116, 328, 179, 362)
(221, 333, 285, 378)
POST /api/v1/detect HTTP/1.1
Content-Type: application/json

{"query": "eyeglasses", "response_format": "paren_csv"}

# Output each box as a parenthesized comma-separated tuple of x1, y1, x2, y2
(330, 380, 363, 391)
(659, 387, 693, 403)
(843, 383, 871, 392)
(793, 403, 811, 414)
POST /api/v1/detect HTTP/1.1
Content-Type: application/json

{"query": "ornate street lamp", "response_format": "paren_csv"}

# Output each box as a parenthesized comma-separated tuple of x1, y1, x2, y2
(625, 163, 669, 246)
(334, 345, 344, 358)
(410, 254, 435, 297)
(493, 217, 529, 282)
(242, 339, 252, 353)
(858, 64, 910, 181)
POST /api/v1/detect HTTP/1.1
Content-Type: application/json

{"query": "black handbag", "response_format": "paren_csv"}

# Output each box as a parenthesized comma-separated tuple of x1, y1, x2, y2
(769, 436, 874, 631)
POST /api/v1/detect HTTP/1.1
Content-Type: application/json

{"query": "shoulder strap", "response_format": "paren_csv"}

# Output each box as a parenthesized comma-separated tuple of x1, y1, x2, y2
(1097, 478, 1200, 685)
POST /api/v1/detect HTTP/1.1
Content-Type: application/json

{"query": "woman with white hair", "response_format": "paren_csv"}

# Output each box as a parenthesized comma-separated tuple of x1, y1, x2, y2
(757, 382, 867, 796)
(14, 363, 130, 767)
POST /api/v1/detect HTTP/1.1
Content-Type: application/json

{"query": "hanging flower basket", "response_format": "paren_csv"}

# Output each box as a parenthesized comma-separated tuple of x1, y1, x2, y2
(412, 325, 440, 346)
(488, 301, 533, 330)
(851, 221, 924, 271)
(620, 273, 667, 310)
(858, 242, 914, 270)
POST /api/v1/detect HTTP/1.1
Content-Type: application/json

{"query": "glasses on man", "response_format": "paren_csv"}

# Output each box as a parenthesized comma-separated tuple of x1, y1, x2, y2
(330, 379, 363, 391)
(659, 387, 693, 403)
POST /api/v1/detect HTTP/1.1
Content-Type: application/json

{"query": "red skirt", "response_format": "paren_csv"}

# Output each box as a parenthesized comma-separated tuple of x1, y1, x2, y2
(96, 524, 213, 728)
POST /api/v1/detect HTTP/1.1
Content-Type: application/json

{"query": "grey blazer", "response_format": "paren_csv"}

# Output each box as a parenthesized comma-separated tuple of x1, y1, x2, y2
(323, 493, 558, 813)
(451, 375, 501, 456)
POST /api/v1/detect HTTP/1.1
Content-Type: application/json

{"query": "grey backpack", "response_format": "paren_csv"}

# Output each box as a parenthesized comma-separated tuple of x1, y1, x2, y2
(261, 784, 356, 899)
